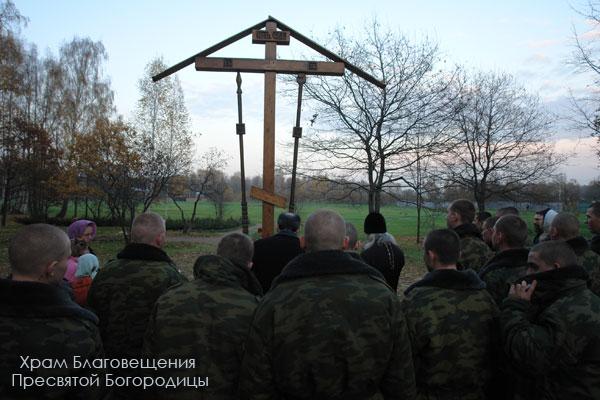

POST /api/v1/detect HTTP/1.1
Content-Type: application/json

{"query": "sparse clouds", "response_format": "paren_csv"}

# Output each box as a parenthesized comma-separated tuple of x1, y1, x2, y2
(526, 38, 563, 49)
(525, 53, 550, 64)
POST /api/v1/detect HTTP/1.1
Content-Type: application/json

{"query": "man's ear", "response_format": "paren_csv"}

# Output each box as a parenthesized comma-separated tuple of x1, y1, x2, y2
(426, 250, 436, 264)
(44, 260, 59, 280)
(155, 232, 166, 248)
(299, 236, 306, 249)
(343, 236, 349, 250)
(549, 227, 557, 240)
(553, 262, 561, 270)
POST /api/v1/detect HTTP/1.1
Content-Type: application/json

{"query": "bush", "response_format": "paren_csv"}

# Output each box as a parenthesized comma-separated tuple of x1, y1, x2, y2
(165, 217, 242, 231)
(16, 215, 243, 232)
(15, 215, 122, 227)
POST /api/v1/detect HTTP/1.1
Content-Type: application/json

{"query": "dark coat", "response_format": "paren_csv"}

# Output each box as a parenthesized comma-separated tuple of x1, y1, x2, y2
(360, 240, 405, 291)
(88, 243, 186, 359)
(454, 223, 493, 272)
(403, 269, 499, 400)
(590, 234, 600, 256)
(144, 255, 262, 400)
(479, 248, 530, 304)
(252, 230, 303, 292)
(501, 265, 600, 400)
(239, 250, 417, 400)
(565, 236, 600, 296)
(0, 279, 104, 399)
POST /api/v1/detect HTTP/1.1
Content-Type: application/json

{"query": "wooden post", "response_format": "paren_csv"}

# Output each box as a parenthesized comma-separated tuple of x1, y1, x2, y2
(262, 21, 277, 238)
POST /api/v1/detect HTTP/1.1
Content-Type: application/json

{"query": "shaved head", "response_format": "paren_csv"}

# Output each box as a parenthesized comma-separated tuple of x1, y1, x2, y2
(9, 224, 71, 276)
(217, 233, 254, 267)
(550, 212, 580, 240)
(131, 212, 166, 245)
(304, 210, 346, 252)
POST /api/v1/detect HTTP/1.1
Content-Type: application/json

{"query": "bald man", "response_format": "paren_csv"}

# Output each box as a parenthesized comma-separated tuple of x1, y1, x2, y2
(0, 224, 104, 399)
(239, 210, 416, 399)
(88, 212, 186, 360)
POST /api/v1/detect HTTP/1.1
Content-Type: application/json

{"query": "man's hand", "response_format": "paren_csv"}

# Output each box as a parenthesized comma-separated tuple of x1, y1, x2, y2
(508, 280, 537, 302)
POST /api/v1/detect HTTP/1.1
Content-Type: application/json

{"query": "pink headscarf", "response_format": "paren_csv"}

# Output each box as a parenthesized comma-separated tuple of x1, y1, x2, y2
(67, 219, 97, 241)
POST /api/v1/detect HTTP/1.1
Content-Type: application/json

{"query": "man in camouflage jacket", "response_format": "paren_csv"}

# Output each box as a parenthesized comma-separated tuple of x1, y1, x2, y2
(239, 210, 416, 400)
(501, 241, 600, 400)
(402, 229, 499, 400)
(549, 211, 600, 296)
(0, 224, 105, 399)
(88, 212, 186, 360)
(447, 199, 492, 272)
(143, 233, 262, 400)
(479, 215, 530, 304)
(586, 202, 600, 255)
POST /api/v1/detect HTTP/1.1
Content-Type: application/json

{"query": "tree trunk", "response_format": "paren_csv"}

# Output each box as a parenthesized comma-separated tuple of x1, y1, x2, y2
(170, 196, 189, 232)
(1, 177, 11, 227)
(416, 191, 422, 244)
(55, 198, 69, 219)
(190, 192, 202, 224)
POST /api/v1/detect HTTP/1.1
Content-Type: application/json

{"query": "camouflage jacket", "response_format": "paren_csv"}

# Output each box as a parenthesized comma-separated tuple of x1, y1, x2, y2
(143, 255, 262, 400)
(88, 243, 186, 360)
(565, 236, 600, 296)
(479, 248, 530, 304)
(0, 279, 105, 399)
(589, 234, 600, 256)
(454, 223, 493, 272)
(238, 250, 417, 400)
(402, 269, 499, 400)
(501, 265, 600, 400)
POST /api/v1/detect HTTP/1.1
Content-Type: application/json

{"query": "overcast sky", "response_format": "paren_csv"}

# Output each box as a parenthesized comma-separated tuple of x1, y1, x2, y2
(13, 0, 600, 183)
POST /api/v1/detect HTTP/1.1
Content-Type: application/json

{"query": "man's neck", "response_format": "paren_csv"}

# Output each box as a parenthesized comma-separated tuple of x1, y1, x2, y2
(434, 264, 457, 271)
(10, 273, 49, 284)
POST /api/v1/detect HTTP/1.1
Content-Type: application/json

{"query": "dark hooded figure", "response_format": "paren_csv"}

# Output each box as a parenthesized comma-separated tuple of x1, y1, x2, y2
(360, 212, 405, 291)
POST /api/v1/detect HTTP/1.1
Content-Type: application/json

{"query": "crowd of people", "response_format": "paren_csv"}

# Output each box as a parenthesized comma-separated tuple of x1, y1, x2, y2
(1, 199, 600, 399)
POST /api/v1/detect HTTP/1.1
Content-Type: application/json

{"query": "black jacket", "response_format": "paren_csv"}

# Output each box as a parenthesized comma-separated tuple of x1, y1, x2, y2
(590, 235, 600, 256)
(361, 240, 405, 291)
(0, 279, 104, 399)
(252, 230, 303, 292)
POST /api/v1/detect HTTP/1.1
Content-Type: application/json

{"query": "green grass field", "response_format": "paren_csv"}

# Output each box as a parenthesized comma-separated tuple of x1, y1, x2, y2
(4, 200, 593, 290)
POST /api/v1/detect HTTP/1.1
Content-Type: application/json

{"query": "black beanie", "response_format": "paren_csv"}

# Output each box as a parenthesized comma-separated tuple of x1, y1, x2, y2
(364, 212, 387, 234)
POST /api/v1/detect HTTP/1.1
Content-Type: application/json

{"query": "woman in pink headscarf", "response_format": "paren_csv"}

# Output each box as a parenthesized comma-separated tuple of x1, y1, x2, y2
(64, 219, 97, 283)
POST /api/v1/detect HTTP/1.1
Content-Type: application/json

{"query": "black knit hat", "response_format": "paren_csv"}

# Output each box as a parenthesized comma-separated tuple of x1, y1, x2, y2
(364, 212, 387, 234)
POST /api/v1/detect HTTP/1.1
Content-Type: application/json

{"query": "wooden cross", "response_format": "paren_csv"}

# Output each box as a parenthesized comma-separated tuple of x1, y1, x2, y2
(195, 21, 345, 237)
(153, 17, 384, 238)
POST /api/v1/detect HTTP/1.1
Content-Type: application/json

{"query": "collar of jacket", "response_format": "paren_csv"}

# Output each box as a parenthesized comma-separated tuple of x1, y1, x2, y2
(117, 243, 173, 263)
(193, 254, 263, 296)
(272, 249, 385, 287)
(565, 236, 589, 256)
(276, 229, 299, 239)
(0, 278, 98, 324)
(405, 268, 486, 295)
(479, 248, 530, 278)
(454, 223, 482, 240)
(519, 265, 589, 307)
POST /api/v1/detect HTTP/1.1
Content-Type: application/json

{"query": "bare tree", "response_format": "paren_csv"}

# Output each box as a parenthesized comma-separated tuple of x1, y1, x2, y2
(438, 71, 558, 211)
(569, 1, 600, 157)
(296, 20, 461, 212)
(168, 147, 228, 232)
(134, 57, 194, 212)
